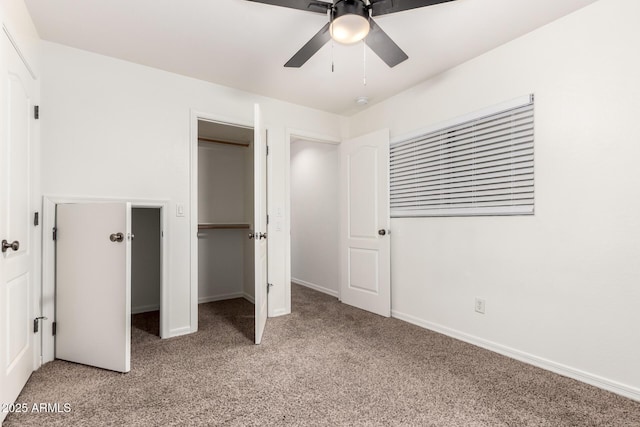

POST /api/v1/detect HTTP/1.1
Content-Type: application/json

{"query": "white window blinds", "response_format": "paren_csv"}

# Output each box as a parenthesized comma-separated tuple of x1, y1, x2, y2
(390, 95, 535, 217)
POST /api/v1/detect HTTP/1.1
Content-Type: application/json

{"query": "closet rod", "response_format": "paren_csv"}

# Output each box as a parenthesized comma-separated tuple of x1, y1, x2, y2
(198, 223, 250, 230)
(198, 137, 250, 147)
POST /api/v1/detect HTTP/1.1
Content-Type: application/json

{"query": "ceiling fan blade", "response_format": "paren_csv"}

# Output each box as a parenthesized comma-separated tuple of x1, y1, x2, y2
(365, 19, 408, 67)
(245, 0, 330, 14)
(369, 0, 456, 16)
(285, 22, 331, 67)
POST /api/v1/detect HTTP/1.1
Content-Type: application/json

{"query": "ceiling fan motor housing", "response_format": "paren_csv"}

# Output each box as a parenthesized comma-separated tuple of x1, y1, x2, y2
(332, 0, 370, 21)
(330, 0, 371, 44)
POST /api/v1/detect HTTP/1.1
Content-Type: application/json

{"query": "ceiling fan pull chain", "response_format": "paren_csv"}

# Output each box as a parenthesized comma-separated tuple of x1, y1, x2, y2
(363, 39, 367, 86)
(330, 9, 335, 73)
(331, 40, 335, 72)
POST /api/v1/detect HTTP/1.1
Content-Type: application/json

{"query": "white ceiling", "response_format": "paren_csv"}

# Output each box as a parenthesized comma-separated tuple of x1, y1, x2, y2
(24, 0, 597, 115)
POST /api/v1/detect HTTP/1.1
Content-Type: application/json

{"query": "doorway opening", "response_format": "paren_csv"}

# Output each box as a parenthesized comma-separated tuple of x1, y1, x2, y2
(131, 207, 162, 338)
(196, 119, 255, 341)
(289, 136, 340, 307)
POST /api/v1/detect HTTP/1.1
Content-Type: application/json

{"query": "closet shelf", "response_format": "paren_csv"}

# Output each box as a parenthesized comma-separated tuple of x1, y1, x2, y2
(198, 137, 250, 148)
(198, 223, 250, 230)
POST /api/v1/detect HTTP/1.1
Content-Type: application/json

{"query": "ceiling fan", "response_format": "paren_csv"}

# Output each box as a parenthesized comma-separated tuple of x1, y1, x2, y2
(246, 0, 455, 68)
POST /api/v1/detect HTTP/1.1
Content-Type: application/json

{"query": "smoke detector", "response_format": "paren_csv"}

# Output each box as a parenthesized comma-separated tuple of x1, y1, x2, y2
(355, 96, 369, 106)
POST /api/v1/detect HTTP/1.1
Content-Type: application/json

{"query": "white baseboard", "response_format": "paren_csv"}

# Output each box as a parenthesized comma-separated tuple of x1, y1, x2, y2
(391, 310, 640, 402)
(292, 278, 339, 298)
(198, 292, 244, 304)
(271, 308, 289, 317)
(131, 304, 160, 315)
(168, 326, 192, 338)
(243, 293, 255, 304)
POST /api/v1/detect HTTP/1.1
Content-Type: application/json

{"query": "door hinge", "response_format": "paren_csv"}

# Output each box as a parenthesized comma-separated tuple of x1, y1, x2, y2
(52, 322, 57, 336)
(267, 214, 269, 225)
(34, 212, 39, 226)
(52, 227, 57, 241)
(267, 283, 273, 294)
(34, 105, 39, 120)
(33, 317, 47, 333)
(266, 145, 269, 156)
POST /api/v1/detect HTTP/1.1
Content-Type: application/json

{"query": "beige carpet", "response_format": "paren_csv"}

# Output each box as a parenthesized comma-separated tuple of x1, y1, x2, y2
(4, 284, 640, 426)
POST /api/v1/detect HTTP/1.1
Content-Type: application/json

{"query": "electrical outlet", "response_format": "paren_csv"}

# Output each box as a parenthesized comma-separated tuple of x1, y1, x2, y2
(475, 297, 486, 314)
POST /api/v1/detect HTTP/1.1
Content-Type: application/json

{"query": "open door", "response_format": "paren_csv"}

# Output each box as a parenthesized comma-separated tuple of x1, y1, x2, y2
(339, 129, 391, 317)
(253, 104, 268, 344)
(56, 202, 131, 372)
(0, 32, 38, 420)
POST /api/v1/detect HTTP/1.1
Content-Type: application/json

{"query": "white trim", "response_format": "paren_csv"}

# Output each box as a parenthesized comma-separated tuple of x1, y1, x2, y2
(169, 326, 192, 337)
(391, 309, 640, 403)
(190, 109, 255, 333)
(131, 304, 160, 315)
(198, 293, 244, 304)
(288, 129, 341, 145)
(292, 278, 339, 298)
(391, 94, 533, 146)
(41, 198, 56, 363)
(285, 128, 343, 315)
(271, 308, 288, 317)
(41, 195, 171, 363)
(2, 24, 37, 79)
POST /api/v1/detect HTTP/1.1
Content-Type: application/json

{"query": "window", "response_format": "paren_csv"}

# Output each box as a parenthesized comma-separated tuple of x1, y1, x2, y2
(390, 95, 534, 217)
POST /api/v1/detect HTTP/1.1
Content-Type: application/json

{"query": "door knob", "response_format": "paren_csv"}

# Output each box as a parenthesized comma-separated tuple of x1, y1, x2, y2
(248, 232, 255, 240)
(109, 232, 124, 242)
(258, 232, 267, 240)
(378, 229, 388, 236)
(1, 240, 19, 253)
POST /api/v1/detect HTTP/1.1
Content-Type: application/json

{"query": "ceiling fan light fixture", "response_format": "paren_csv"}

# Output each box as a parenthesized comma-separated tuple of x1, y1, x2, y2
(330, 14, 370, 45)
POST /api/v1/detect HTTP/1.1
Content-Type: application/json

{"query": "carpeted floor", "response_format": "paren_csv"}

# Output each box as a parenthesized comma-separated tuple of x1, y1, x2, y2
(4, 284, 640, 426)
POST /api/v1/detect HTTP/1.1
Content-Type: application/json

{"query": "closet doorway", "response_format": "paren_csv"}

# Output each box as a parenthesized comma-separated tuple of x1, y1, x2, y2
(131, 207, 162, 337)
(193, 107, 268, 344)
(197, 120, 255, 304)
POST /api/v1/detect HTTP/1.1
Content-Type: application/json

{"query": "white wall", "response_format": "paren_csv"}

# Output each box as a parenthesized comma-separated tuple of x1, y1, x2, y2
(348, 0, 640, 399)
(290, 139, 339, 297)
(0, 0, 40, 73)
(198, 143, 247, 223)
(198, 229, 245, 302)
(40, 41, 344, 336)
(131, 208, 161, 314)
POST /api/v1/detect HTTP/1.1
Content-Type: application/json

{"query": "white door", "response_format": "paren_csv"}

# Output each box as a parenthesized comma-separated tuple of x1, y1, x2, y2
(56, 202, 131, 372)
(253, 104, 268, 344)
(339, 129, 391, 317)
(0, 33, 37, 419)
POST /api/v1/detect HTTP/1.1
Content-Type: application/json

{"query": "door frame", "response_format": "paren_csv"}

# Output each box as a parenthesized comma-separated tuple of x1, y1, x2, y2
(189, 109, 256, 333)
(284, 128, 341, 315)
(41, 195, 170, 363)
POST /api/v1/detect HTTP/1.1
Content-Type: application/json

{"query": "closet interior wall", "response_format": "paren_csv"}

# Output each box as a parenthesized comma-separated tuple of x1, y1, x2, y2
(197, 121, 255, 304)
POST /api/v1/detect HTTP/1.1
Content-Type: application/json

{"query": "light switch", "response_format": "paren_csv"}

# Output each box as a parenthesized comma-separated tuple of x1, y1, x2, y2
(176, 204, 185, 217)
